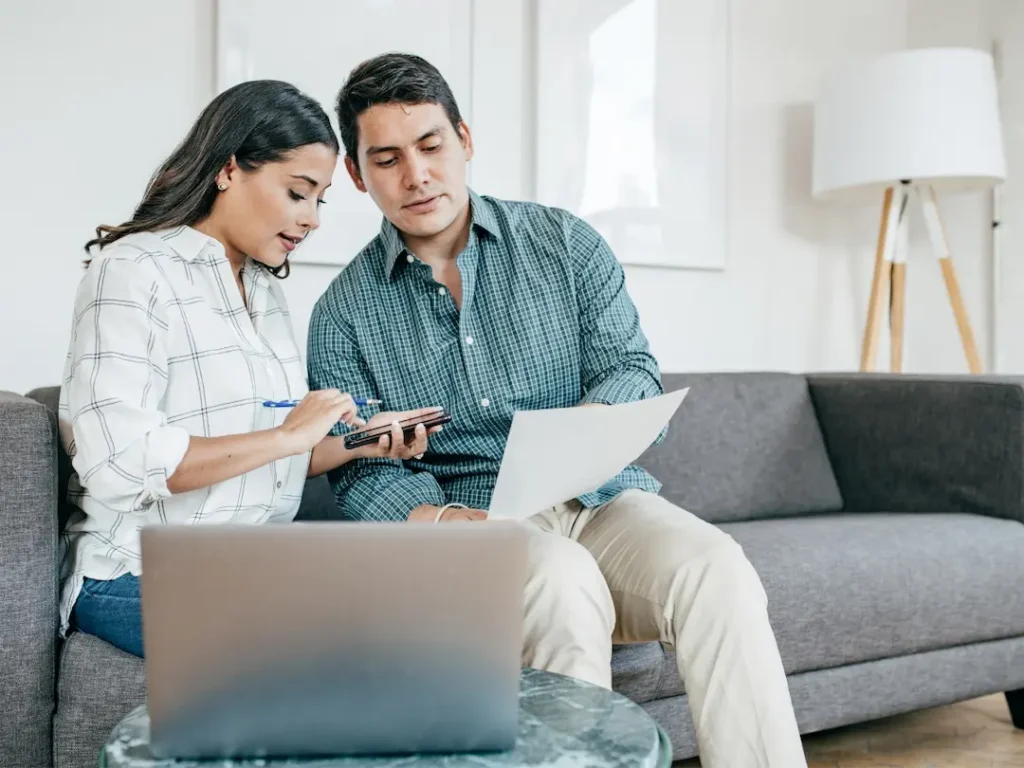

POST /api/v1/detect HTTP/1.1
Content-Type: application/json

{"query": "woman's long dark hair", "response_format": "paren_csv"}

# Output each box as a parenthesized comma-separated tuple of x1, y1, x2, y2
(85, 80, 339, 278)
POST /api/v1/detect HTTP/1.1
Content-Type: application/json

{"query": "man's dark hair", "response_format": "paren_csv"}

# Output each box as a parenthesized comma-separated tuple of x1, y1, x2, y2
(336, 53, 464, 167)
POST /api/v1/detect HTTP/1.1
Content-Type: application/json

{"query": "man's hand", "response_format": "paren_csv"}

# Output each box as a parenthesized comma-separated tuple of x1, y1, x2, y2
(350, 407, 444, 461)
(408, 504, 488, 522)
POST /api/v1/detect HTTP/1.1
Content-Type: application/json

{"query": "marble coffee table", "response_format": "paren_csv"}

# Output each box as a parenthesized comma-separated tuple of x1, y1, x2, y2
(99, 668, 672, 767)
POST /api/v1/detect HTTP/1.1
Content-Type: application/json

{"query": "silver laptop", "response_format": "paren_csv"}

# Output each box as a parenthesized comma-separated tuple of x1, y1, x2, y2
(139, 521, 528, 760)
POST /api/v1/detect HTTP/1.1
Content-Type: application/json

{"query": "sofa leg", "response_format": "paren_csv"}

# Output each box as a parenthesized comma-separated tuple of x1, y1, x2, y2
(1007, 688, 1024, 729)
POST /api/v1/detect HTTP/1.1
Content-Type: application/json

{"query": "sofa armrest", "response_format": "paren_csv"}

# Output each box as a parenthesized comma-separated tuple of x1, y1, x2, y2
(0, 391, 58, 768)
(807, 374, 1024, 522)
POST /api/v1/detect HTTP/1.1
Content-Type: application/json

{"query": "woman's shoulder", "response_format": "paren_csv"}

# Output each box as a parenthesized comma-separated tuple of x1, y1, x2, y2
(79, 232, 177, 304)
(92, 229, 182, 265)
(85, 227, 206, 287)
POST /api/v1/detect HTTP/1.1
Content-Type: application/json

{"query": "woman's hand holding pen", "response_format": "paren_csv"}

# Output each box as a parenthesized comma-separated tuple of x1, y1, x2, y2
(279, 389, 364, 455)
(296, 398, 445, 476)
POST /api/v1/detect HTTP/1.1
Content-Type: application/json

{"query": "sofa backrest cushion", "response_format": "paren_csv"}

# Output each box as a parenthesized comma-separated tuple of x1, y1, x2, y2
(26, 386, 75, 534)
(635, 372, 844, 523)
(0, 391, 58, 768)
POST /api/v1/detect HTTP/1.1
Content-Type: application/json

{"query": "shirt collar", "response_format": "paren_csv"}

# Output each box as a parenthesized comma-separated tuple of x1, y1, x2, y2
(159, 225, 224, 263)
(383, 189, 502, 279)
(159, 225, 271, 290)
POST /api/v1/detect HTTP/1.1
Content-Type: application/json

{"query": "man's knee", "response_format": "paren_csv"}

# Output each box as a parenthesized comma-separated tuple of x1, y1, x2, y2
(700, 538, 768, 610)
(521, 532, 614, 688)
(525, 532, 615, 628)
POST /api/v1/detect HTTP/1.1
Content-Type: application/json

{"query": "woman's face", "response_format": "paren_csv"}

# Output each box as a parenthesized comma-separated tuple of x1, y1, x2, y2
(212, 143, 338, 268)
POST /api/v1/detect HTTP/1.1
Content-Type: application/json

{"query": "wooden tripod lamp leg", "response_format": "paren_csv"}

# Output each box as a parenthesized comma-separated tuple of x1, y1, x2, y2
(890, 194, 909, 372)
(861, 188, 897, 372)
(919, 185, 983, 374)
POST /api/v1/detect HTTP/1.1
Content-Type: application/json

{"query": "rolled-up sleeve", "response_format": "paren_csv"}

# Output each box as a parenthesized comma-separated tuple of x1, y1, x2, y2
(64, 257, 191, 513)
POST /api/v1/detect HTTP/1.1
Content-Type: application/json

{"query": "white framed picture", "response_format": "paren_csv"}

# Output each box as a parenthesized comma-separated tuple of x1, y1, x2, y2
(215, 0, 473, 266)
(534, 0, 730, 270)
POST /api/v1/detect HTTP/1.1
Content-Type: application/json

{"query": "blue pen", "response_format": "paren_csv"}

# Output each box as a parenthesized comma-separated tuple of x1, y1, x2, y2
(263, 398, 382, 408)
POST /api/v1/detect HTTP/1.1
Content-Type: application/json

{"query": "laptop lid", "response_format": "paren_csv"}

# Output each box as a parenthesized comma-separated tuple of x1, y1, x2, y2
(140, 521, 528, 760)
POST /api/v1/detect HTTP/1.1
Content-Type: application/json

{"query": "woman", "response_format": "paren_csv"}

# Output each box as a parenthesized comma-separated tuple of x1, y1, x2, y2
(58, 80, 437, 658)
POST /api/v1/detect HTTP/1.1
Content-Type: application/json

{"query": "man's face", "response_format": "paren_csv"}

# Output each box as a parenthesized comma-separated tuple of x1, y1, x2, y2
(345, 102, 473, 240)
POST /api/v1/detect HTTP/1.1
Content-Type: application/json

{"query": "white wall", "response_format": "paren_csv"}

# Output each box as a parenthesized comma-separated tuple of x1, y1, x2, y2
(894, 0, 1024, 374)
(1, 0, 1018, 394)
(901, 0, 998, 374)
(627, 0, 1014, 375)
(0, 0, 215, 394)
(988, 0, 1024, 372)
(632, 0, 910, 373)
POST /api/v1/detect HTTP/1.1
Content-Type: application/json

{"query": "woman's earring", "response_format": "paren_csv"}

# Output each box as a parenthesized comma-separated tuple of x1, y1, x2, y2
(217, 183, 227, 191)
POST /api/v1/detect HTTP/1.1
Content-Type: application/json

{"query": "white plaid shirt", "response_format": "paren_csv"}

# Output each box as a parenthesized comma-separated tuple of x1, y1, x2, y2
(57, 226, 310, 635)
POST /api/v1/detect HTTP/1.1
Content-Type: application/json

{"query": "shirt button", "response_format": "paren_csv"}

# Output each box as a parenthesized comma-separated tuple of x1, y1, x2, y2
(406, 254, 414, 263)
(276, 481, 282, 489)
(465, 336, 474, 345)
(480, 398, 490, 408)
(438, 287, 447, 296)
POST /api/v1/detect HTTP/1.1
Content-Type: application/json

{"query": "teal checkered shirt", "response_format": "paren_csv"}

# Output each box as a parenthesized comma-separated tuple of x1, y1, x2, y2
(307, 190, 664, 521)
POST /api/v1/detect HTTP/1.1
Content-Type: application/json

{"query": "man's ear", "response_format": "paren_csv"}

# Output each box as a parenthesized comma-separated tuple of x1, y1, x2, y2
(458, 122, 474, 162)
(345, 155, 367, 193)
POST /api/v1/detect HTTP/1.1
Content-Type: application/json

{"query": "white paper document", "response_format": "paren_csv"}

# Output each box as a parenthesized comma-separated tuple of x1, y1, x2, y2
(488, 388, 689, 519)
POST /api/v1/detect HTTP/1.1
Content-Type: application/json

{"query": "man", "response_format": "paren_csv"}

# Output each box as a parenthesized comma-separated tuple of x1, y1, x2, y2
(308, 53, 807, 767)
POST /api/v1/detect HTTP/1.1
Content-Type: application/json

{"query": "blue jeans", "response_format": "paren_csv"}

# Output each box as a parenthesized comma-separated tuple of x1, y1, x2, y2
(72, 574, 144, 658)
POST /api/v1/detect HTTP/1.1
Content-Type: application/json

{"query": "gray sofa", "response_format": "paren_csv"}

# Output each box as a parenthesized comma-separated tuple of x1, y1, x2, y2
(3, 372, 1024, 767)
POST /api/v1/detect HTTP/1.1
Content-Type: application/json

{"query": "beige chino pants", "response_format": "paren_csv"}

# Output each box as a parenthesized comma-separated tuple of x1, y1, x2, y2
(520, 489, 807, 768)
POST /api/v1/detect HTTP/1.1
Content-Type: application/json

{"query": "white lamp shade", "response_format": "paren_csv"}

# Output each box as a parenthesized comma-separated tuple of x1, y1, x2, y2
(813, 47, 1006, 201)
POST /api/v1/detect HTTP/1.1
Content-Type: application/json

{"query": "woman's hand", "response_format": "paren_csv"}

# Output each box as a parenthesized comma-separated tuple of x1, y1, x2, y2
(279, 389, 364, 455)
(352, 406, 445, 461)
(171, 390, 362, 493)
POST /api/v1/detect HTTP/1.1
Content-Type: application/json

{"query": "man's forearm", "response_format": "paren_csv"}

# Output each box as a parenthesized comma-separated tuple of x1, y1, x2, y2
(582, 361, 662, 406)
(332, 460, 446, 522)
(308, 436, 362, 477)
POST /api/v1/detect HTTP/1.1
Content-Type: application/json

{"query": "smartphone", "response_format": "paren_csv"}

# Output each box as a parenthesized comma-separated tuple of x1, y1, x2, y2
(343, 409, 452, 450)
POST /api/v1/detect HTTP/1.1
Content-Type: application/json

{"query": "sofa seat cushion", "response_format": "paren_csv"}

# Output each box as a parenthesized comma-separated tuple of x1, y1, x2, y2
(726, 512, 1024, 676)
(608, 513, 1024, 703)
(54, 632, 145, 768)
(636, 373, 843, 524)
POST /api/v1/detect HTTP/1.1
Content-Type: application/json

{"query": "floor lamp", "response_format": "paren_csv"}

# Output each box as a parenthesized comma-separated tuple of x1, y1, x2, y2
(812, 48, 1006, 373)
